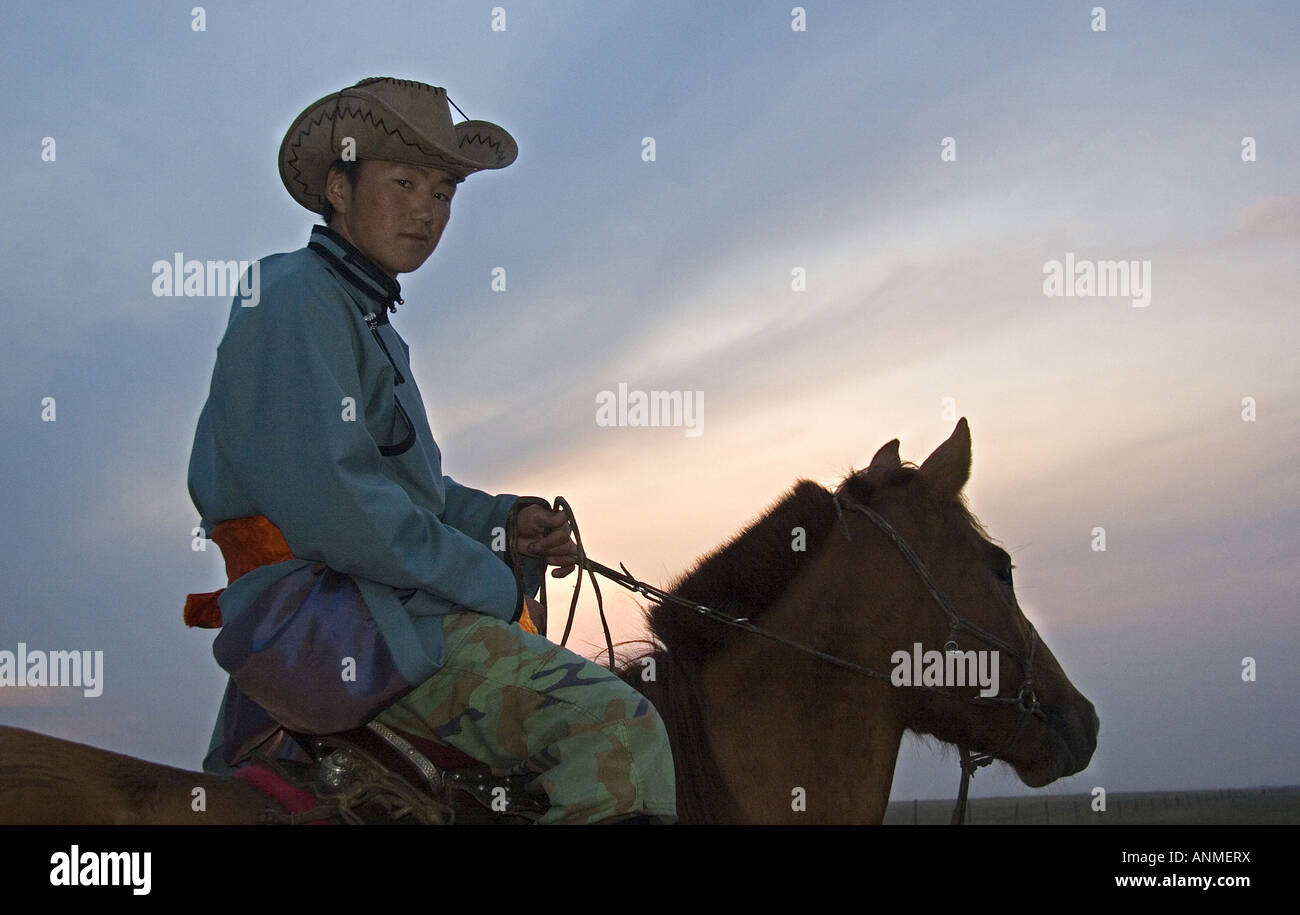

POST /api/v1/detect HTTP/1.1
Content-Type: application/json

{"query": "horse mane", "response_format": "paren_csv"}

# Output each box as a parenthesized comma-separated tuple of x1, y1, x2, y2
(643, 479, 839, 659)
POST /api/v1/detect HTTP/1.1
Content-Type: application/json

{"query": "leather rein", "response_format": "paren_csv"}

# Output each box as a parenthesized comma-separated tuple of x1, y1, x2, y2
(534, 490, 1046, 825)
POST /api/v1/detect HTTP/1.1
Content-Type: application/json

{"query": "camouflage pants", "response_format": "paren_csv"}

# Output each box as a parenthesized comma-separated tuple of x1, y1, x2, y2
(373, 611, 677, 824)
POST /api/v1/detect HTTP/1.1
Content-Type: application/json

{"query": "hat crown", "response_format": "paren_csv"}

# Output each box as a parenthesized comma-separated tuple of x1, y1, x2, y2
(344, 78, 456, 149)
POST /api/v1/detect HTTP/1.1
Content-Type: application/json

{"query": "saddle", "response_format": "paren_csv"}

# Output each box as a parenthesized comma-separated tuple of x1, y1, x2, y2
(238, 720, 550, 825)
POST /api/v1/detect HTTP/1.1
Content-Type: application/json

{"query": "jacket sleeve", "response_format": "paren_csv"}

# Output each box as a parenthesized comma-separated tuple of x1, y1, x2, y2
(443, 477, 547, 601)
(441, 475, 515, 550)
(208, 275, 520, 622)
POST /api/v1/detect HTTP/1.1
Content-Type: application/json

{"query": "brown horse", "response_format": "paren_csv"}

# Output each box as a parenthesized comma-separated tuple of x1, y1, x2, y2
(0, 419, 1097, 824)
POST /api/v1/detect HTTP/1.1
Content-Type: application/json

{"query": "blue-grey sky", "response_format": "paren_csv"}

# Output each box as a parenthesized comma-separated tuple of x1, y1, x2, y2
(2, 0, 1297, 808)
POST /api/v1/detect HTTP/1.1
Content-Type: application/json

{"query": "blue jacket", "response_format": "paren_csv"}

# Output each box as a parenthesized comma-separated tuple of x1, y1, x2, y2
(188, 225, 542, 772)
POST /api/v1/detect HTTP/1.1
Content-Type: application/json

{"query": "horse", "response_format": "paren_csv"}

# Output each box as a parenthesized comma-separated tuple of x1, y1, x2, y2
(0, 419, 1098, 824)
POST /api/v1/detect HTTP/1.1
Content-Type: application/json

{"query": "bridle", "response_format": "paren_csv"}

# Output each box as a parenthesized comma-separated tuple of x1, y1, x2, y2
(535, 489, 1047, 825)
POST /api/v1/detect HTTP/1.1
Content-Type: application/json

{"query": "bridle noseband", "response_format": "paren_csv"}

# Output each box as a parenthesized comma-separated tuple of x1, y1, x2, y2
(538, 489, 1048, 825)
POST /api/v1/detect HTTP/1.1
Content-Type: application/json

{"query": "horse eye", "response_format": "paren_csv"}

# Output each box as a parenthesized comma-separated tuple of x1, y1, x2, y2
(996, 564, 1014, 586)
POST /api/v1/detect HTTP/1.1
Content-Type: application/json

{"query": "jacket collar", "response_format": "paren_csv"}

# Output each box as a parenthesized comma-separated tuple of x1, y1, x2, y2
(307, 224, 403, 322)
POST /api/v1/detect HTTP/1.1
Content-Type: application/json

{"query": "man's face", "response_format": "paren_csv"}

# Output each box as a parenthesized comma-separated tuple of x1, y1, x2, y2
(325, 159, 459, 278)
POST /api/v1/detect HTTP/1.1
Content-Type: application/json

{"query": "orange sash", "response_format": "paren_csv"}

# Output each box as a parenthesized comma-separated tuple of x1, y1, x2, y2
(182, 514, 536, 633)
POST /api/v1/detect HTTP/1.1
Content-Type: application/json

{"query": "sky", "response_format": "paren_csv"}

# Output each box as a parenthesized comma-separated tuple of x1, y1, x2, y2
(1, 0, 1297, 810)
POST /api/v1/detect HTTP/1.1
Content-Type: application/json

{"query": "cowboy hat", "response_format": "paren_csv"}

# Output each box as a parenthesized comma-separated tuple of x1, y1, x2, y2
(279, 76, 518, 215)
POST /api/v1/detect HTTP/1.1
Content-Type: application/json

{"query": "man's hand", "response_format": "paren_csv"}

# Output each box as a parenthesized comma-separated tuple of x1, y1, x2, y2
(513, 504, 579, 578)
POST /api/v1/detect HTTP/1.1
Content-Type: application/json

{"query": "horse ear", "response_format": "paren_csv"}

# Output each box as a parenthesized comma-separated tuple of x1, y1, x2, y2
(918, 418, 971, 499)
(867, 439, 901, 477)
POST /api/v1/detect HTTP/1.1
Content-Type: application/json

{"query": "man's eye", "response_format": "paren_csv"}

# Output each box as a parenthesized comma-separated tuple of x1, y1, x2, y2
(395, 179, 411, 187)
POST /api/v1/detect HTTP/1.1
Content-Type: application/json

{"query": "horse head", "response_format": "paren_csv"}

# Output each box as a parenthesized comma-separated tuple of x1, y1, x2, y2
(823, 418, 1098, 789)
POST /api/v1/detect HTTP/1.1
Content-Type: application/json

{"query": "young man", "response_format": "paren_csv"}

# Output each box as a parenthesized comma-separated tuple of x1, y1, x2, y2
(186, 77, 676, 824)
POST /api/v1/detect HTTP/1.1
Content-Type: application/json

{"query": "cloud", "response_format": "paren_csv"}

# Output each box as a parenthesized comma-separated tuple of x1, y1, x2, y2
(1234, 195, 1300, 240)
(0, 686, 85, 709)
